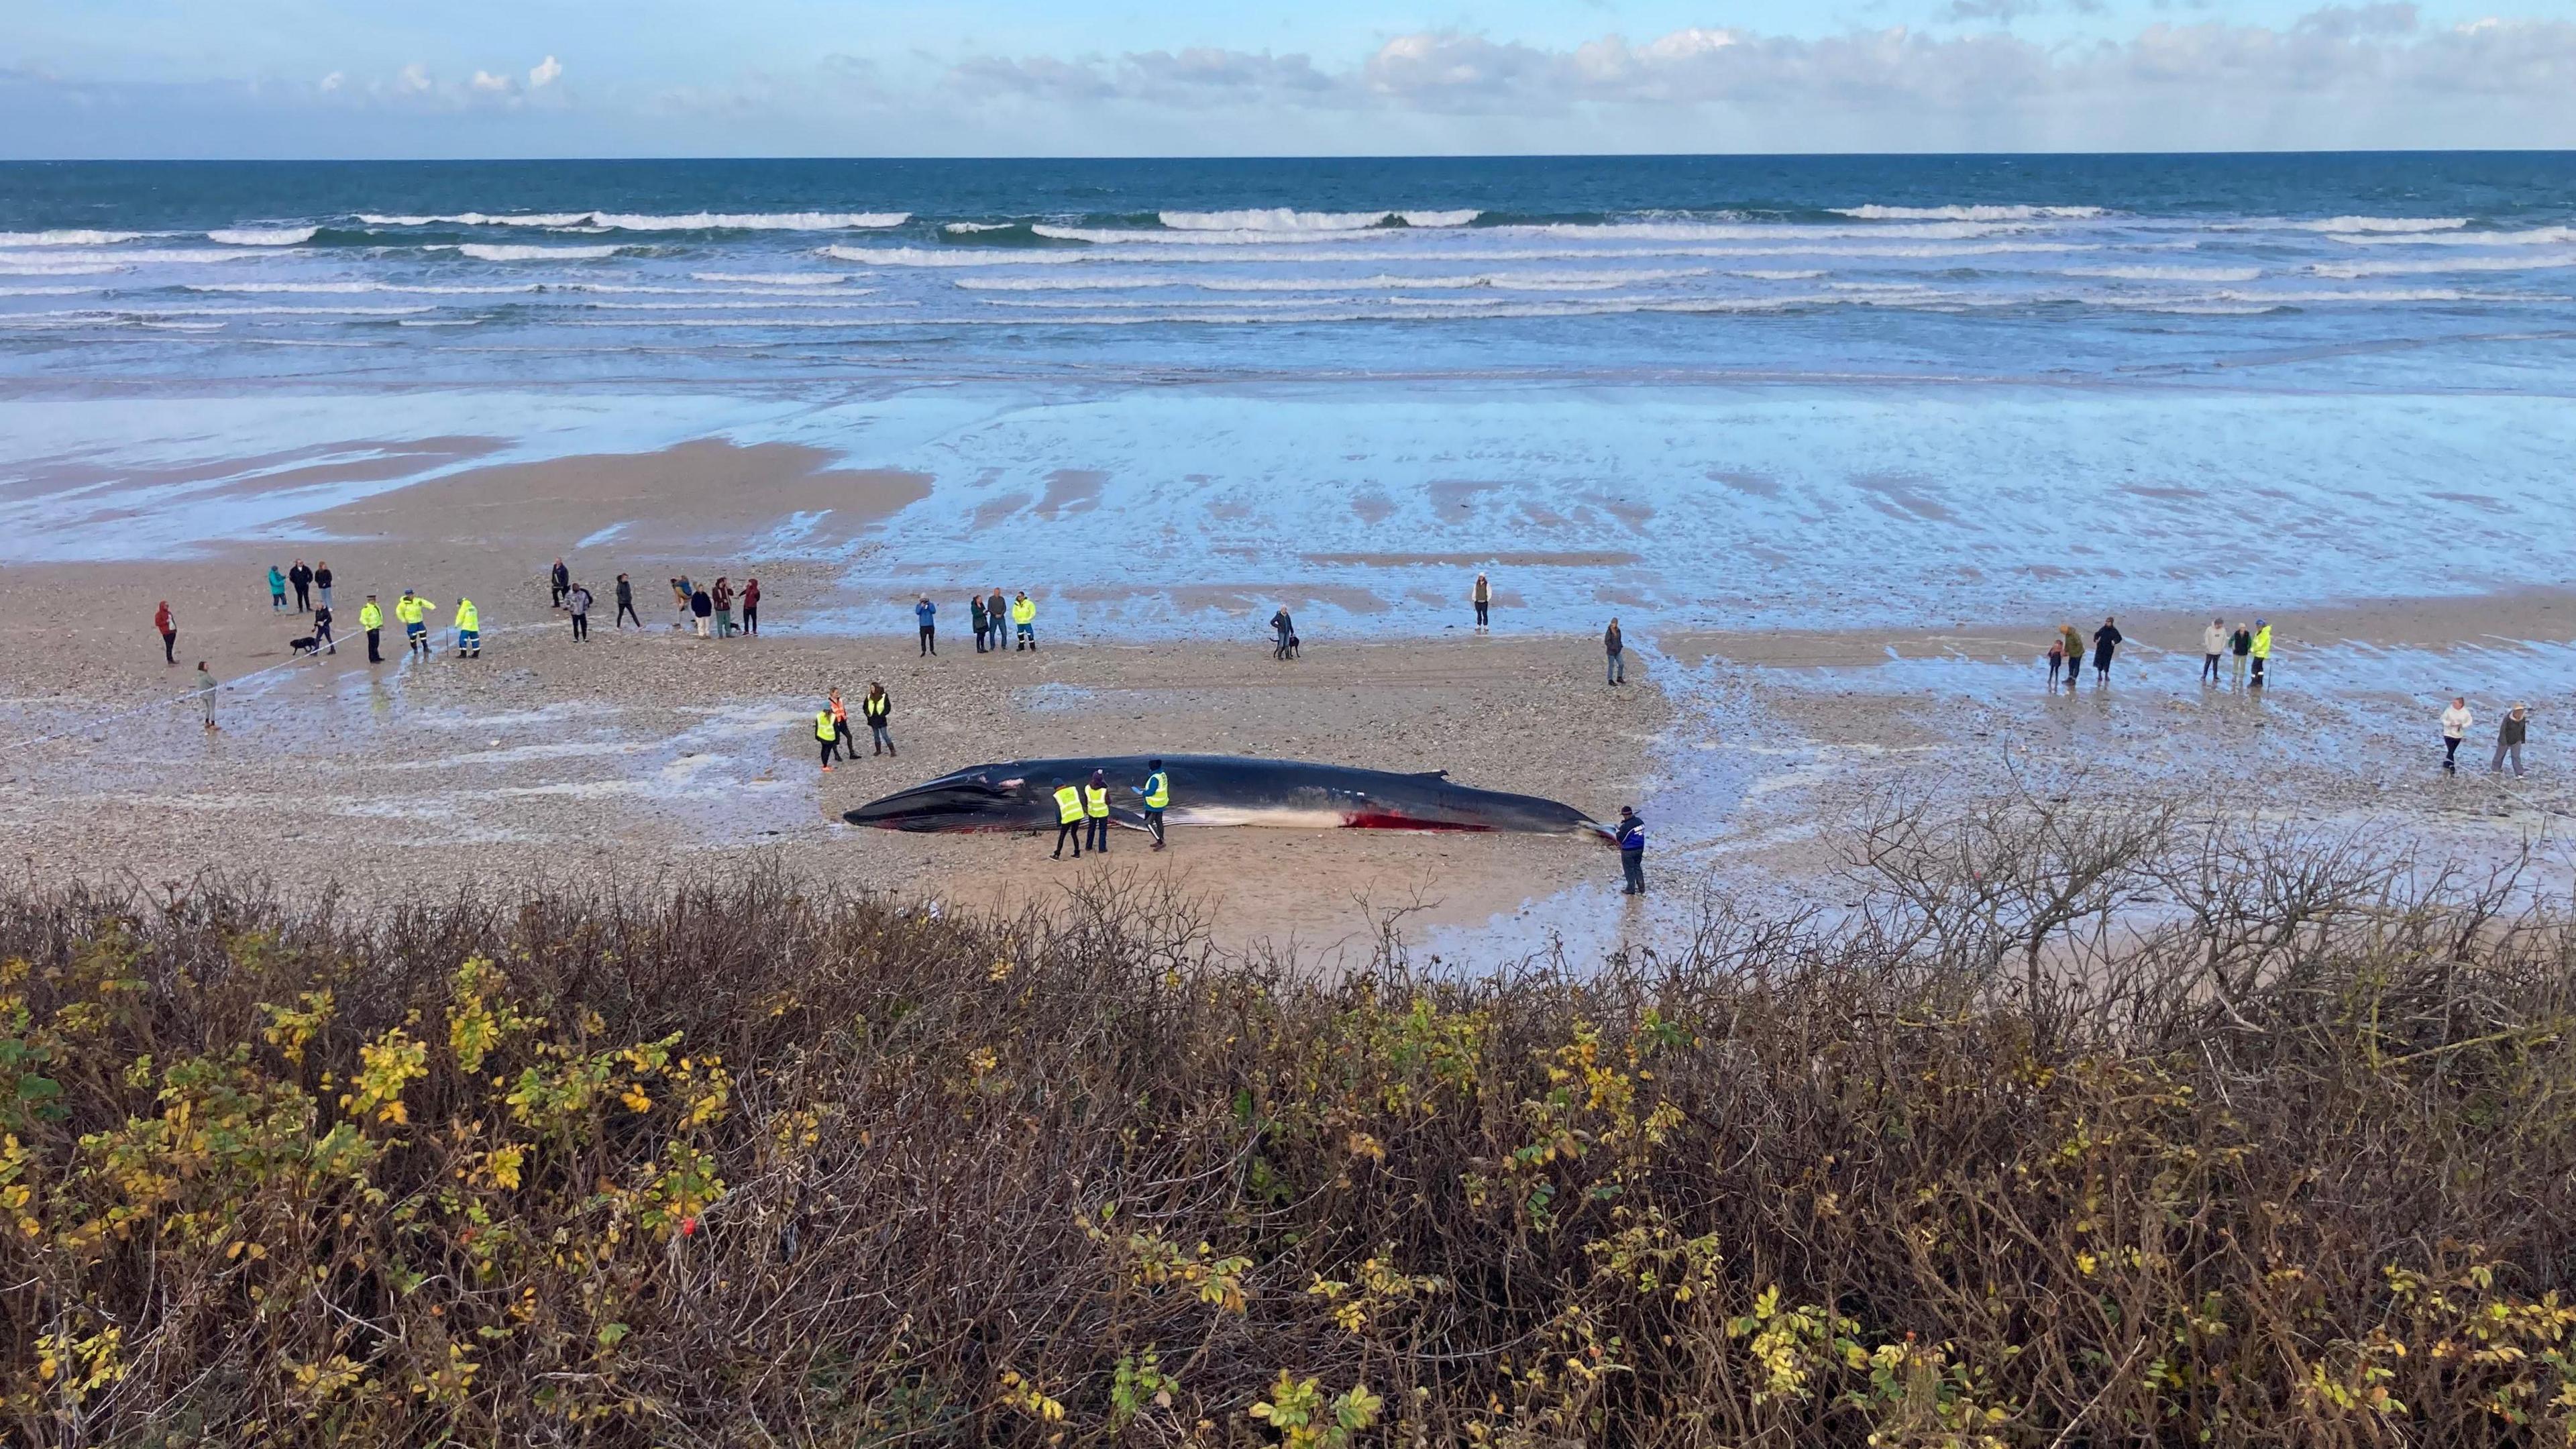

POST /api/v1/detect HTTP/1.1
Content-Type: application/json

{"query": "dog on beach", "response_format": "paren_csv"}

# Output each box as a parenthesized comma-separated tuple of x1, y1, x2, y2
(288, 635, 320, 655)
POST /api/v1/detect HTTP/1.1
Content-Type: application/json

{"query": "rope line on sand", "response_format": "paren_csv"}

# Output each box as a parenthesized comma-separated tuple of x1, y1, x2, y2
(2, 621, 564, 753)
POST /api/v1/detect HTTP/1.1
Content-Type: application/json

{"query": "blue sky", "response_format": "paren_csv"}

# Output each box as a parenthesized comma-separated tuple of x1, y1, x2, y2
(7, 0, 2574, 156)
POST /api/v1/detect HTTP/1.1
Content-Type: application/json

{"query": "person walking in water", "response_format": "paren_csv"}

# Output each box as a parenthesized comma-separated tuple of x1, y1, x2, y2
(312, 602, 335, 655)
(314, 560, 333, 611)
(2249, 619, 2273, 688)
(268, 565, 287, 612)
(2091, 616, 2123, 684)
(154, 600, 176, 665)
(2058, 622, 2084, 680)
(861, 682, 894, 756)
(195, 661, 217, 730)
(1615, 806, 1646, 895)
(1083, 769, 1113, 855)
(2201, 617, 2226, 684)
(1049, 777, 1085, 859)
(2441, 696, 2473, 773)
(614, 574, 641, 630)
(1011, 591, 1036, 651)
(1271, 606, 1295, 661)
(971, 592, 990, 653)
(396, 590, 438, 658)
(359, 594, 384, 663)
(713, 578, 735, 637)
(2229, 621, 2252, 686)
(566, 582, 592, 641)
(826, 687, 853, 763)
(1605, 618, 1626, 686)
(453, 597, 482, 658)
(550, 557, 570, 610)
(1133, 759, 1170, 851)
(741, 577, 760, 635)
(2045, 635, 2066, 692)
(690, 585, 712, 638)
(815, 699, 840, 772)
(2492, 703, 2529, 777)
(915, 596, 937, 657)
(1472, 572, 1491, 631)
(288, 559, 313, 612)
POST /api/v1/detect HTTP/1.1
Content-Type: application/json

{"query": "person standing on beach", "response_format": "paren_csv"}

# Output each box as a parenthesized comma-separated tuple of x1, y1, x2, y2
(862, 682, 894, 756)
(614, 575, 640, 629)
(314, 561, 333, 612)
(396, 590, 438, 658)
(690, 586, 712, 638)
(268, 566, 287, 612)
(1012, 591, 1036, 651)
(2493, 704, 2529, 777)
(1134, 759, 1169, 851)
(453, 597, 482, 658)
(195, 661, 217, 730)
(550, 558, 570, 610)
(916, 596, 937, 657)
(2091, 616, 2123, 683)
(815, 700, 839, 772)
(359, 594, 384, 663)
(827, 688, 852, 763)
(1615, 806, 1646, 895)
(2250, 619, 2273, 688)
(2045, 636, 2066, 691)
(2230, 622, 2252, 686)
(154, 600, 176, 665)
(1271, 606, 1295, 661)
(1049, 777, 1084, 859)
(971, 593, 990, 653)
(741, 578, 760, 636)
(566, 582, 592, 642)
(987, 590, 1009, 653)
(2058, 623, 2083, 679)
(288, 559, 313, 613)
(2441, 697, 2473, 773)
(713, 578, 735, 637)
(1083, 769, 1113, 855)
(313, 603, 335, 655)
(2201, 618, 2226, 684)
(1605, 618, 1626, 686)
(1472, 572, 1491, 631)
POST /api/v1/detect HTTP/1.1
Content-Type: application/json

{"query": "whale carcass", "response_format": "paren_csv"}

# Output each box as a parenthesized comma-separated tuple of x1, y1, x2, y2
(844, 754, 1607, 839)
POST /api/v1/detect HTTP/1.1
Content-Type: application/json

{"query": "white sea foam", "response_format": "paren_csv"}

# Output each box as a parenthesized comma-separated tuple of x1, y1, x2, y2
(455, 244, 623, 261)
(1832, 205, 2104, 221)
(953, 267, 1711, 294)
(2333, 226, 2576, 248)
(0, 258, 125, 276)
(944, 221, 1019, 233)
(398, 318, 483, 327)
(209, 226, 319, 246)
(828, 245, 1087, 266)
(0, 286, 93, 295)
(2310, 253, 2576, 278)
(1729, 269, 1826, 280)
(1156, 208, 1477, 232)
(579, 297, 897, 310)
(2063, 265, 2262, 282)
(362, 212, 596, 227)
(185, 281, 541, 294)
(690, 271, 861, 284)
(0, 229, 141, 246)
(2296, 216, 2469, 233)
(363, 211, 905, 230)
(1033, 224, 1397, 246)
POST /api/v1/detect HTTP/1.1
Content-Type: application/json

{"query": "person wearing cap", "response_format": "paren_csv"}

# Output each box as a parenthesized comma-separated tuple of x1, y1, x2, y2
(1132, 760, 1170, 851)
(2249, 618, 2273, 688)
(1049, 777, 1085, 859)
(1614, 806, 1646, 895)
(1083, 769, 1114, 854)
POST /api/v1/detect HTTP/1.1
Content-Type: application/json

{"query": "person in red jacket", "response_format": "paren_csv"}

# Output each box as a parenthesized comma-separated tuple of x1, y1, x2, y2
(154, 600, 177, 665)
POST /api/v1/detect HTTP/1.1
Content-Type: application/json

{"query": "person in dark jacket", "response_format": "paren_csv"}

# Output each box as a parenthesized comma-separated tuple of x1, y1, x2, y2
(2492, 704, 2529, 777)
(550, 557, 570, 609)
(1615, 806, 1646, 895)
(2091, 616, 2123, 683)
(741, 578, 761, 635)
(288, 559, 314, 612)
(971, 594, 990, 653)
(1605, 619, 1626, 686)
(1271, 607, 1295, 661)
(862, 682, 894, 755)
(614, 574, 641, 629)
(313, 561, 333, 610)
(690, 586, 713, 638)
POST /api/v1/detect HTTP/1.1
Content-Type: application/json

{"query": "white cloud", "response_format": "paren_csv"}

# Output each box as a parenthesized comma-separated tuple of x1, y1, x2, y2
(529, 55, 562, 88)
(396, 62, 432, 94)
(319, 71, 343, 93)
(470, 70, 513, 93)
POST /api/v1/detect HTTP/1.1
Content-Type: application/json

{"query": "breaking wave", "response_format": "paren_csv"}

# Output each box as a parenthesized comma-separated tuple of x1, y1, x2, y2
(362, 211, 907, 231)
(2063, 265, 2263, 282)
(1832, 205, 2106, 221)
(2295, 216, 2469, 233)
(209, 226, 319, 246)
(1158, 209, 1479, 231)
(0, 229, 141, 247)
(455, 244, 625, 262)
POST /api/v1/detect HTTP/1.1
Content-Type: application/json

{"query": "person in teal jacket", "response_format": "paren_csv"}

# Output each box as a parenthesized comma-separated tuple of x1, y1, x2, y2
(267, 566, 287, 611)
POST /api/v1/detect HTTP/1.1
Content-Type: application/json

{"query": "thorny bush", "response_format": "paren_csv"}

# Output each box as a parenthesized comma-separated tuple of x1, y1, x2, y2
(1, 803, 2573, 1446)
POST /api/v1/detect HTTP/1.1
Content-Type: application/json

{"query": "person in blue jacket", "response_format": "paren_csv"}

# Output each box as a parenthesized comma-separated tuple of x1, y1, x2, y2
(1615, 806, 1646, 896)
(915, 595, 937, 657)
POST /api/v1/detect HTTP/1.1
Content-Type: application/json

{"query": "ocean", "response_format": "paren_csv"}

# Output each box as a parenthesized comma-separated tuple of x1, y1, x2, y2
(5, 154, 2575, 636)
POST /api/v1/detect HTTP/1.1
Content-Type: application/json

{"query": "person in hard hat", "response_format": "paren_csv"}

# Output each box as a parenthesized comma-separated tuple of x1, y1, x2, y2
(1132, 759, 1170, 851)
(861, 682, 894, 756)
(2249, 618, 2273, 688)
(815, 698, 839, 772)
(395, 590, 439, 657)
(453, 596, 482, 658)
(1049, 777, 1085, 859)
(358, 594, 384, 663)
(1010, 590, 1037, 651)
(1083, 769, 1113, 855)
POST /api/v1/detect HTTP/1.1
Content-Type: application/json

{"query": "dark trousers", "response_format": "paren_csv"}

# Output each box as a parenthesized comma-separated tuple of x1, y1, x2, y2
(2445, 735, 2462, 771)
(1085, 816, 1109, 852)
(820, 738, 837, 767)
(1621, 851, 1646, 894)
(1054, 822, 1082, 858)
(2094, 652, 2113, 680)
(1474, 600, 1489, 626)
(2202, 653, 2220, 682)
(2251, 657, 2266, 686)
(315, 621, 333, 654)
(1144, 809, 1165, 847)
(973, 623, 988, 652)
(292, 582, 310, 611)
(743, 605, 757, 635)
(919, 625, 934, 656)
(616, 602, 641, 629)
(160, 629, 176, 663)
(833, 721, 853, 759)
(551, 583, 568, 608)
(366, 627, 382, 663)
(572, 613, 588, 641)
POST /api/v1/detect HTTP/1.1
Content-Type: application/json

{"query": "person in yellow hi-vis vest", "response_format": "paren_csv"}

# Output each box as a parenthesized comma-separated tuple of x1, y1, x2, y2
(1049, 776, 1085, 859)
(2249, 618, 2273, 689)
(1131, 759, 1170, 851)
(453, 597, 482, 658)
(394, 590, 439, 658)
(1010, 591, 1037, 651)
(358, 594, 385, 663)
(1083, 769, 1113, 855)
(815, 702, 839, 772)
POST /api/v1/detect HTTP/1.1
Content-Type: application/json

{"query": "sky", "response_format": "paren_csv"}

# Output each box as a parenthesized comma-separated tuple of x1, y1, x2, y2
(5, 0, 2575, 156)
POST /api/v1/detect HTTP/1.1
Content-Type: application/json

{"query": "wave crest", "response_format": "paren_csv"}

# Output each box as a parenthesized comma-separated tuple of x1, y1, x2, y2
(209, 226, 319, 246)
(1832, 205, 2104, 221)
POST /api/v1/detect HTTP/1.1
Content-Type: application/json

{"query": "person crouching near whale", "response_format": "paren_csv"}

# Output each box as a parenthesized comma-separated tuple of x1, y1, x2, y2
(1615, 806, 1646, 896)
(1133, 759, 1169, 851)
(1084, 769, 1114, 854)
(1051, 777, 1085, 859)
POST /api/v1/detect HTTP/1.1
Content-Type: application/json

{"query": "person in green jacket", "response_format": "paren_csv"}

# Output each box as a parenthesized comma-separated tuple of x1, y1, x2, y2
(267, 566, 287, 611)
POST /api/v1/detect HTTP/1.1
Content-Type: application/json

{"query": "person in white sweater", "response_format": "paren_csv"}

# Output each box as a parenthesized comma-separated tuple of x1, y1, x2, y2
(2201, 618, 2226, 684)
(2441, 697, 2473, 773)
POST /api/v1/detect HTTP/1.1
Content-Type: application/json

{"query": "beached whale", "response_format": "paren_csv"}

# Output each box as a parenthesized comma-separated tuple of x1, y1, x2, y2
(845, 754, 1609, 839)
